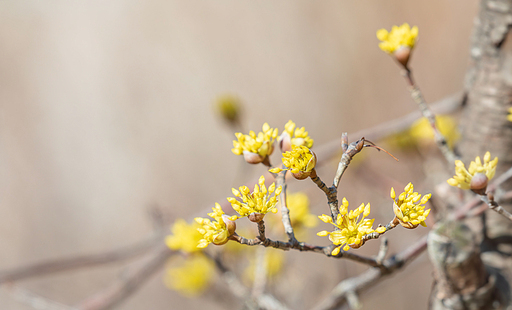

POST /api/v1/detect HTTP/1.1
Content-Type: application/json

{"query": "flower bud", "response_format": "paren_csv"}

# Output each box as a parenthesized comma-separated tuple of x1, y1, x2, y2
(222, 214, 237, 236)
(394, 46, 411, 68)
(278, 132, 292, 153)
(243, 150, 264, 164)
(248, 212, 265, 223)
(470, 172, 488, 195)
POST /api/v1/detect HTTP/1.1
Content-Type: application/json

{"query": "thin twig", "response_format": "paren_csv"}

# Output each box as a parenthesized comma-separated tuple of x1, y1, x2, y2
(230, 233, 382, 267)
(402, 69, 457, 164)
(276, 171, 297, 244)
(480, 194, 512, 222)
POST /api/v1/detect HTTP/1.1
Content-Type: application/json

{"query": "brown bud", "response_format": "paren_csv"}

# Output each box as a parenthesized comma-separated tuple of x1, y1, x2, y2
(248, 212, 265, 223)
(470, 173, 488, 195)
(278, 132, 292, 153)
(292, 171, 312, 180)
(243, 150, 264, 164)
(222, 215, 237, 235)
(394, 46, 411, 68)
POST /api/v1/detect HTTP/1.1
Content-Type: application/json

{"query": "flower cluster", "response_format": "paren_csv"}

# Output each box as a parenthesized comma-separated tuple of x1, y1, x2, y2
(195, 203, 237, 248)
(508, 107, 512, 122)
(447, 152, 498, 193)
(278, 120, 314, 152)
(227, 175, 282, 222)
(317, 198, 385, 255)
(232, 123, 278, 164)
(165, 219, 204, 254)
(376, 23, 418, 67)
(391, 183, 431, 229)
(376, 23, 418, 53)
(164, 254, 215, 297)
(269, 145, 317, 179)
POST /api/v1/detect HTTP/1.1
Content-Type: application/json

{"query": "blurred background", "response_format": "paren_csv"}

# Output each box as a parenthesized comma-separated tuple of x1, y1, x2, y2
(0, 0, 478, 309)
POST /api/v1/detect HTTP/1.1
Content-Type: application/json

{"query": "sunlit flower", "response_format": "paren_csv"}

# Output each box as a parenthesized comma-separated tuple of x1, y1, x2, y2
(278, 120, 314, 152)
(227, 175, 282, 222)
(390, 183, 431, 229)
(214, 94, 242, 124)
(317, 198, 385, 255)
(195, 203, 237, 248)
(232, 123, 278, 164)
(447, 152, 498, 194)
(376, 23, 418, 66)
(508, 107, 512, 122)
(287, 192, 317, 228)
(164, 254, 215, 297)
(244, 248, 285, 282)
(165, 219, 204, 254)
(269, 145, 317, 180)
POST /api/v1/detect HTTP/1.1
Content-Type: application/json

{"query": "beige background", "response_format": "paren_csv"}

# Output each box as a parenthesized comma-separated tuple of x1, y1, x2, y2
(0, 1, 477, 309)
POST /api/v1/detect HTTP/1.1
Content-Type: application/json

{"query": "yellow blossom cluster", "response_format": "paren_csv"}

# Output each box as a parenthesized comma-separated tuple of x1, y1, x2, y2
(232, 123, 278, 164)
(508, 107, 512, 122)
(447, 152, 498, 192)
(281, 120, 314, 149)
(195, 203, 237, 248)
(317, 198, 385, 255)
(164, 254, 215, 297)
(165, 219, 204, 254)
(391, 183, 431, 229)
(269, 145, 317, 179)
(227, 176, 282, 221)
(376, 23, 418, 54)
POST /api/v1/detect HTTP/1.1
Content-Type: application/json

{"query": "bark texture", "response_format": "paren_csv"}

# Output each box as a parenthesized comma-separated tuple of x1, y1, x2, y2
(431, 0, 512, 308)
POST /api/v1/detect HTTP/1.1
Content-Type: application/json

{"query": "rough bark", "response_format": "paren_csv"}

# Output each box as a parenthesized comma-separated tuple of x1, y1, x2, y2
(430, 0, 512, 308)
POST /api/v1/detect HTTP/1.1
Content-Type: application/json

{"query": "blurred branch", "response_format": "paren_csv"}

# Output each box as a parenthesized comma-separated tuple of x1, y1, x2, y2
(211, 253, 289, 310)
(74, 245, 173, 310)
(6, 284, 78, 310)
(312, 234, 428, 310)
(0, 235, 161, 284)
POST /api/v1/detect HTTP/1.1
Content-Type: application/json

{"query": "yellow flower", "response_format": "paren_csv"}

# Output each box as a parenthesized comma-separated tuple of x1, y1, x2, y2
(508, 107, 512, 122)
(244, 248, 285, 282)
(447, 152, 498, 193)
(376, 23, 418, 54)
(214, 94, 241, 124)
(165, 219, 204, 254)
(279, 120, 314, 152)
(195, 203, 237, 248)
(269, 145, 317, 180)
(227, 175, 282, 221)
(232, 123, 278, 164)
(164, 254, 215, 297)
(410, 115, 459, 149)
(317, 198, 385, 255)
(287, 192, 317, 228)
(390, 183, 431, 229)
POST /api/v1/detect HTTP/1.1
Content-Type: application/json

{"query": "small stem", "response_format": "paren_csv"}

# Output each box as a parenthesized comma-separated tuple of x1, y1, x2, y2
(480, 194, 512, 222)
(276, 171, 297, 244)
(257, 220, 266, 241)
(310, 170, 339, 220)
(402, 69, 457, 164)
